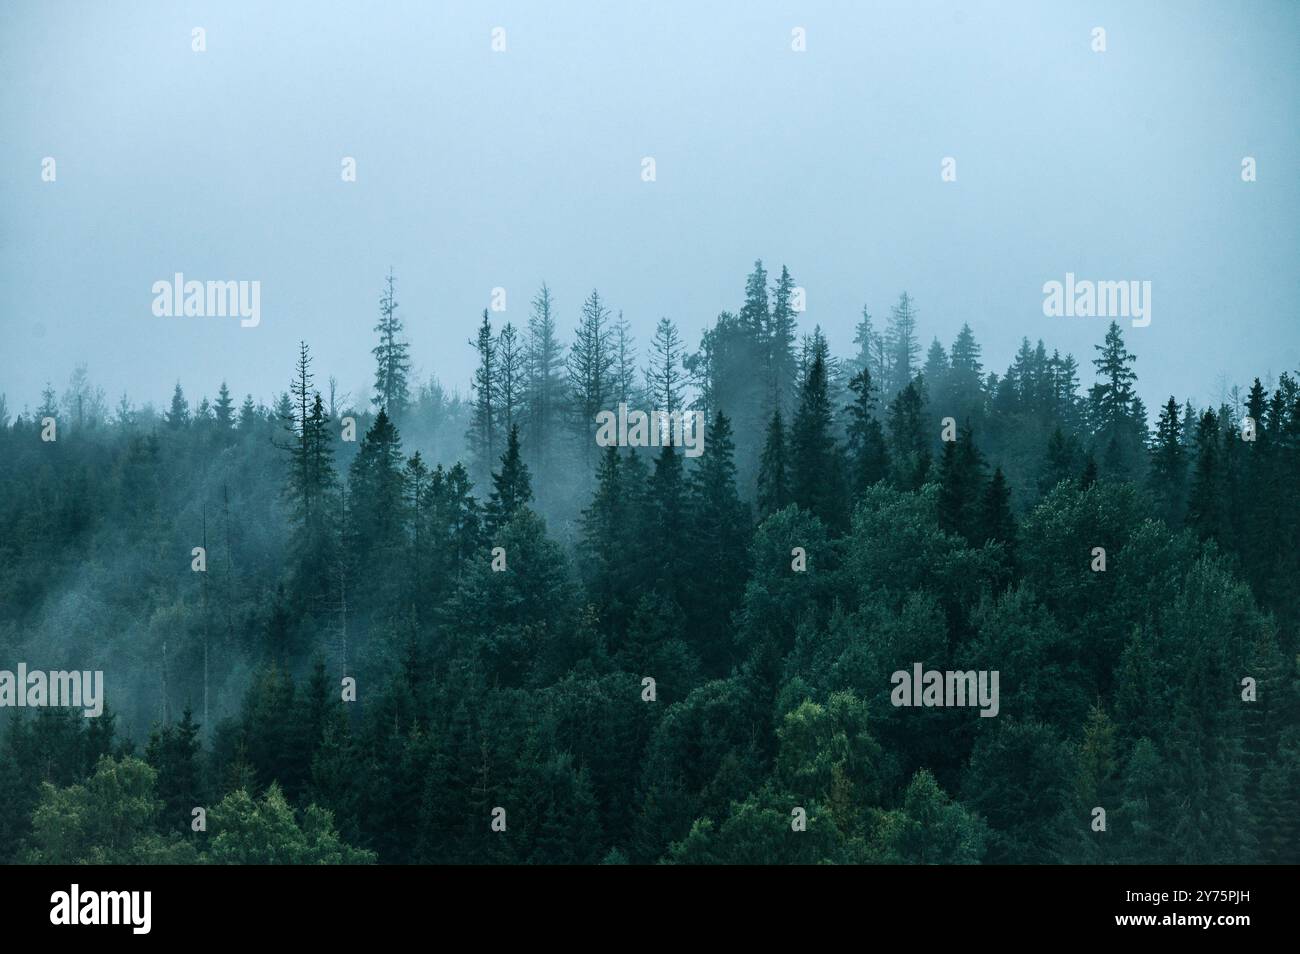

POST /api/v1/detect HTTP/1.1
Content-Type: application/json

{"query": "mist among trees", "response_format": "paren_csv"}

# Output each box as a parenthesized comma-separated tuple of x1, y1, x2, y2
(1, 261, 1296, 864)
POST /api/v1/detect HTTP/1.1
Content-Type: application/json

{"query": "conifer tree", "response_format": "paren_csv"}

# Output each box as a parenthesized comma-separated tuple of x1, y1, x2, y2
(372, 270, 411, 418)
(789, 351, 845, 527)
(166, 382, 191, 429)
(886, 380, 930, 489)
(979, 465, 1017, 554)
(1186, 409, 1223, 538)
(757, 409, 791, 517)
(1149, 396, 1187, 524)
(645, 317, 684, 414)
(496, 322, 525, 435)
(568, 289, 615, 464)
(467, 309, 498, 483)
(214, 381, 235, 430)
(845, 367, 889, 494)
(768, 265, 799, 417)
(1038, 426, 1079, 498)
(524, 283, 566, 477)
(486, 424, 534, 533)
(884, 292, 921, 396)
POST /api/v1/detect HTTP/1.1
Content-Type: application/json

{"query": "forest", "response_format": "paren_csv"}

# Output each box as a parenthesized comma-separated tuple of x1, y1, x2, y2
(0, 260, 1296, 864)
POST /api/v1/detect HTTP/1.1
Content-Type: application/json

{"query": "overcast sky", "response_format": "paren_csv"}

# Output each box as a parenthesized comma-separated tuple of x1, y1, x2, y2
(2, 0, 1297, 418)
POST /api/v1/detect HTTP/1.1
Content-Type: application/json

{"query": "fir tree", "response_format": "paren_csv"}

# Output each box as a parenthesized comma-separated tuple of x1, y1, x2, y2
(845, 367, 889, 494)
(789, 351, 844, 527)
(371, 270, 411, 418)
(757, 409, 791, 517)
(486, 424, 534, 533)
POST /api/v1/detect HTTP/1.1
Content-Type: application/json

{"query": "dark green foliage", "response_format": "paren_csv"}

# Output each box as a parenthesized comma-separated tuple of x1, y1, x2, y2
(2, 261, 1296, 867)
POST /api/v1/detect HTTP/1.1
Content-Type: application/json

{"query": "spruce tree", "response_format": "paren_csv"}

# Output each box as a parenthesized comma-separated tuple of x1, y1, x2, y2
(568, 289, 615, 464)
(496, 322, 525, 435)
(1186, 409, 1223, 538)
(884, 292, 921, 396)
(645, 317, 684, 413)
(166, 382, 190, 428)
(486, 424, 534, 533)
(371, 270, 411, 418)
(789, 351, 844, 527)
(757, 409, 791, 517)
(467, 309, 498, 483)
(979, 465, 1017, 553)
(845, 366, 890, 494)
(768, 265, 799, 417)
(214, 381, 235, 430)
(1149, 396, 1187, 524)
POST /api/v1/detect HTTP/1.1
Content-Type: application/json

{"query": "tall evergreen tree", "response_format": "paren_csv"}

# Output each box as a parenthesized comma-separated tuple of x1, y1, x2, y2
(486, 424, 534, 533)
(524, 283, 566, 478)
(496, 322, 525, 435)
(1149, 396, 1187, 525)
(768, 265, 799, 418)
(568, 289, 615, 465)
(372, 270, 411, 418)
(467, 310, 498, 483)
(845, 367, 890, 494)
(757, 409, 791, 517)
(166, 382, 191, 429)
(884, 292, 921, 396)
(645, 317, 684, 413)
(789, 351, 844, 527)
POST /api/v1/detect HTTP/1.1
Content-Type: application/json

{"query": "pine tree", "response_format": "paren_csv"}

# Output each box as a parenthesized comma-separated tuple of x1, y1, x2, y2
(496, 322, 525, 435)
(949, 322, 984, 414)
(645, 317, 684, 414)
(524, 283, 566, 478)
(579, 445, 631, 623)
(1186, 409, 1223, 538)
(347, 409, 407, 574)
(845, 367, 889, 494)
(847, 305, 881, 382)
(647, 443, 689, 600)
(739, 260, 770, 337)
(1149, 396, 1187, 525)
(687, 412, 751, 655)
(768, 265, 799, 417)
(884, 292, 921, 396)
(372, 270, 411, 418)
(214, 381, 235, 431)
(978, 465, 1017, 554)
(1038, 425, 1079, 498)
(789, 350, 844, 527)
(486, 424, 534, 533)
(467, 310, 498, 483)
(166, 382, 190, 429)
(923, 338, 950, 413)
(1079, 450, 1099, 490)
(238, 394, 258, 430)
(937, 424, 984, 542)
(757, 409, 791, 517)
(568, 289, 615, 464)
(1088, 321, 1141, 474)
(612, 311, 638, 408)
(886, 380, 930, 489)
(38, 381, 58, 419)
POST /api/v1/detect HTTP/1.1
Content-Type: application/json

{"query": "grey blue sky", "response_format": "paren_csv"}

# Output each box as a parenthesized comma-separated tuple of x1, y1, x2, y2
(2, 0, 1297, 417)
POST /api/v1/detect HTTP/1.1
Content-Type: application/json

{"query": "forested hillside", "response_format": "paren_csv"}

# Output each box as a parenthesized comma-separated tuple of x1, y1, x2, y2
(1, 262, 1296, 864)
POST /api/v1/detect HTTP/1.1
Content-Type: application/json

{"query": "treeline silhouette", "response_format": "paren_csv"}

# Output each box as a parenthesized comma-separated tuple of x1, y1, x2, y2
(0, 261, 1296, 864)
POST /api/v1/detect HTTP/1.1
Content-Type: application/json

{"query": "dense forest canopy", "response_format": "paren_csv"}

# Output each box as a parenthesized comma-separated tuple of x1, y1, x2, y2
(1, 261, 1296, 864)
